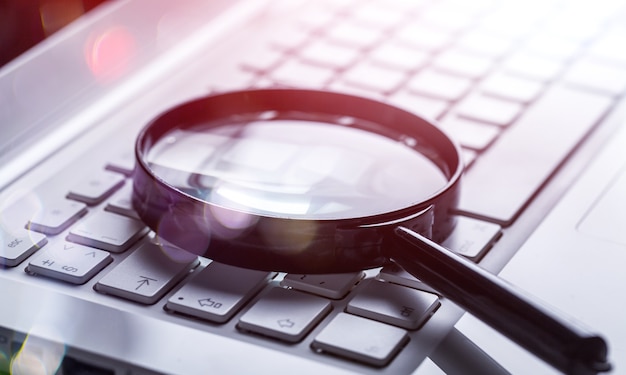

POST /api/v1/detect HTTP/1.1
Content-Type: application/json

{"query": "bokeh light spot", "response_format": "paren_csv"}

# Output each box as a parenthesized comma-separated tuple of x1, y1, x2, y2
(85, 26, 136, 82)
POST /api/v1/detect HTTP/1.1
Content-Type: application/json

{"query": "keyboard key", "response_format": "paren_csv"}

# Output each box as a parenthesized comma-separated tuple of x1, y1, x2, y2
(239, 44, 284, 72)
(377, 263, 436, 294)
(312, 313, 408, 367)
(378, 216, 501, 287)
(207, 67, 256, 92)
(26, 199, 87, 235)
(0, 227, 47, 267)
(407, 68, 473, 101)
(26, 242, 112, 284)
(440, 216, 501, 260)
(346, 280, 439, 330)
(299, 40, 361, 69)
(270, 60, 335, 87)
(457, 85, 613, 225)
(369, 43, 429, 70)
(438, 116, 500, 151)
(349, 3, 406, 30)
(385, 91, 449, 121)
(563, 57, 626, 95)
(105, 183, 139, 219)
(269, 26, 310, 50)
(281, 271, 365, 299)
(67, 170, 125, 206)
(502, 53, 563, 81)
(523, 34, 581, 61)
(432, 49, 494, 78)
(327, 81, 386, 102)
(95, 241, 199, 304)
(105, 151, 135, 176)
(395, 24, 452, 52)
(67, 211, 148, 253)
(588, 27, 626, 65)
(342, 61, 407, 93)
(325, 22, 383, 49)
(238, 287, 331, 343)
(166, 262, 273, 323)
(480, 72, 545, 103)
(421, 6, 476, 32)
(454, 93, 523, 126)
(294, 6, 336, 30)
(543, 11, 603, 42)
(479, 7, 541, 38)
(454, 30, 513, 57)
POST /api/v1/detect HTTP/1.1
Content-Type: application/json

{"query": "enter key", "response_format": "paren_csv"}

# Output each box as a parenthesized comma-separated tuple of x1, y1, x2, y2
(457, 85, 614, 225)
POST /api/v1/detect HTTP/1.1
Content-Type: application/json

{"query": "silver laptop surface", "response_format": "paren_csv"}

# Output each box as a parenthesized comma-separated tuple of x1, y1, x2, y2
(1, 0, 625, 374)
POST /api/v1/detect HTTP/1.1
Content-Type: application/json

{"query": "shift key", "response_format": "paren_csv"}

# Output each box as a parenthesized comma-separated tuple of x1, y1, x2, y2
(457, 85, 613, 225)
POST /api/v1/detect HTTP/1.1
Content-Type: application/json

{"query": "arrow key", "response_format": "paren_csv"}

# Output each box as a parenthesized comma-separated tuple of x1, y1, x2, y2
(237, 287, 331, 343)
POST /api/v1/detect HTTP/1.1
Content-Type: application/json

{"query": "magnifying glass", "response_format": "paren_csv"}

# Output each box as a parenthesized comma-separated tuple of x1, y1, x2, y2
(132, 89, 610, 374)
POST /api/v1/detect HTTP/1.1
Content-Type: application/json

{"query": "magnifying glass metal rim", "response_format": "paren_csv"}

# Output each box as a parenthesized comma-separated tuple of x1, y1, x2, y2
(132, 88, 463, 273)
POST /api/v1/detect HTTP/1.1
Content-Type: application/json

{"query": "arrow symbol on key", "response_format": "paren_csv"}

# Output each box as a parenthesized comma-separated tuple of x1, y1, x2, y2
(136, 276, 157, 290)
(277, 319, 295, 328)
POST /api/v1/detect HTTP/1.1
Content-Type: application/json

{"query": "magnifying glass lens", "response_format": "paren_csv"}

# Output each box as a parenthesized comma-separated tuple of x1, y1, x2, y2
(146, 114, 449, 220)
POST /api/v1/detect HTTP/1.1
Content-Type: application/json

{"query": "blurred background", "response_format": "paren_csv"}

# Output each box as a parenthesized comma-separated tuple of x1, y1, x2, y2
(0, 0, 108, 67)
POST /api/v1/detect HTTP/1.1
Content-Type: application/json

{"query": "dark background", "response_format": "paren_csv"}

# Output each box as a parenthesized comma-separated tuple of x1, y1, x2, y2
(0, 0, 108, 67)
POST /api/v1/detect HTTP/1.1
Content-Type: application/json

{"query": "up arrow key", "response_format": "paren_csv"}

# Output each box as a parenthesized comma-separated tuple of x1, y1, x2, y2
(238, 287, 331, 343)
(277, 319, 295, 328)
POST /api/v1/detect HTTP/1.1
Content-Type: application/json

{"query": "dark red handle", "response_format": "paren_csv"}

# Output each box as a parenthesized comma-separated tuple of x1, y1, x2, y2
(391, 226, 611, 375)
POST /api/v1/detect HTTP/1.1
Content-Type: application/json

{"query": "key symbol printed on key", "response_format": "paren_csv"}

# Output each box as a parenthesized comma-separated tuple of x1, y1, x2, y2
(277, 319, 295, 328)
(198, 298, 223, 309)
(62, 265, 78, 273)
(400, 306, 414, 317)
(42, 259, 54, 266)
(7, 238, 23, 248)
(136, 276, 157, 290)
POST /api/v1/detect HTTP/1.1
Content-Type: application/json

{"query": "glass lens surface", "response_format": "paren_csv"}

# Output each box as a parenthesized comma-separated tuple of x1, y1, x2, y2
(146, 116, 448, 220)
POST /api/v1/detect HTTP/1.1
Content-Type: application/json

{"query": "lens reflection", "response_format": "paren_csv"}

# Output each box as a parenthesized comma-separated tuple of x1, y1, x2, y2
(147, 117, 448, 220)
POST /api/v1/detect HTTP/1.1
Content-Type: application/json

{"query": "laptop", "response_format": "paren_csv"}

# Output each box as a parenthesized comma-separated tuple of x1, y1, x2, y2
(1, 0, 625, 374)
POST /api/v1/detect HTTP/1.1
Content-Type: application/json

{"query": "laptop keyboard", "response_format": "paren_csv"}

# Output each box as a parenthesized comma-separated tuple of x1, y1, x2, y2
(225, 0, 623, 226)
(2, 0, 626, 372)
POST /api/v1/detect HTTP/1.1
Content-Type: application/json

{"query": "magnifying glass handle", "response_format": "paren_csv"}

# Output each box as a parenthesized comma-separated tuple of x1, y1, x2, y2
(391, 226, 611, 375)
